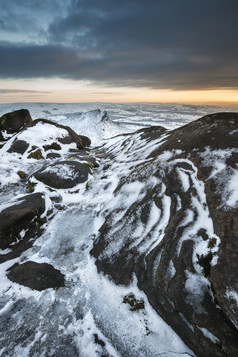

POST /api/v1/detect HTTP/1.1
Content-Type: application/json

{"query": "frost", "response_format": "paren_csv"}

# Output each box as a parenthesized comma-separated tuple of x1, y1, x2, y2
(43, 164, 79, 180)
(226, 171, 238, 207)
(197, 327, 220, 344)
(185, 271, 211, 314)
(226, 289, 238, 306)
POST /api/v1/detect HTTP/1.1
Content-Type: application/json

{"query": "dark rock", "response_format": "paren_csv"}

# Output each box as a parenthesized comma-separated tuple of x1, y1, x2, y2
(93, 333, 105, 348)
(123, 293, 145, 311)
(150, 112, 238, 157)
(0, 193, 46, 253)
(7, 139, 29, 154)
(91, 113, 238, 357)
(66, 153, 99, 168)
(33, 160, 91, 189)
(0, 109, 32, 139)
(27, 148, 44, 160)
(26, 181, 36, 193)
(43, 142, 62, 151)
(7, 261, 65, 290)
(46, 152, 61, 159)
(17, 170, 27, 179)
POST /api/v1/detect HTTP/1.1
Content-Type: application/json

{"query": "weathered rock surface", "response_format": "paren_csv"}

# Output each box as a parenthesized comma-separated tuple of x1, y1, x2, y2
(0, 193, 46, 250)
(91, 113, 238, 357)
(7, 261, 65, 291)
(0, 109, 32, 143)
(7, 118, 91, 155)
(32, 160, 91, 189)
(26, 118, 91, 149)
(1, 107, 238, 356)
(0, 193, 48, 264)
(7, 139, 29, 154)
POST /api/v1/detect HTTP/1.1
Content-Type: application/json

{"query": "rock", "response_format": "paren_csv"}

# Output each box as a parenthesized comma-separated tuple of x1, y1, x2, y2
(123, 293, 145, 311)
(46, 152, 61, 159)
(0, 193, 46, 251)
(33, 160, 91, 189)
(7, 139, 29, 154)
(27, 148, 44, 160)
(7, 261, 65, 291)
(27, 118, 91, 148)
(66, 153, 99, 168)
(91, 113, 238, 357)
(7, 117, 91, 156)
(43, 142, 62, 151)
(17, 170, 27, 179)
(0, 109, 32, 141)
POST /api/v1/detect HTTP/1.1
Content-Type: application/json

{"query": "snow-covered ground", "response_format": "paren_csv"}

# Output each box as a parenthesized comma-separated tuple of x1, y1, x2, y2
(0, 102, 238, 356)
(1, 102, 238, 144)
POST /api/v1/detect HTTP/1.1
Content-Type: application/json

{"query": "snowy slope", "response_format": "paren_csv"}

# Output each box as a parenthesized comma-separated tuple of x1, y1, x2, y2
(1, 104, 238, 356)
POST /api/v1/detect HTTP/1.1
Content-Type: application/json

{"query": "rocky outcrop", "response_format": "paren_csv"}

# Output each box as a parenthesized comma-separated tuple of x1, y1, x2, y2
(0, 109, 97, 265)
(8, 118, 91, 155)
(0, 193, 46, 250)
(91, 113, 238, 357)
(0, 193, 49, 264)
(32, 160, 91, 189)
(7, 261, 65, 291)
(0, 109, 32, 144)
(26, 118, 91, 149)
(1, 107, 238, 356)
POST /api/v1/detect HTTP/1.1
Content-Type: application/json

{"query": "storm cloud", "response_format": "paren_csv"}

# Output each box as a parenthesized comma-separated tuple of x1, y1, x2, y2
(0, 0, 237, 90)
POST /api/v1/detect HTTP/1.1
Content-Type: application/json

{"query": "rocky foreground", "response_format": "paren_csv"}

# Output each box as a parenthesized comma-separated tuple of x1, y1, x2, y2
(0, 109, 238, 356)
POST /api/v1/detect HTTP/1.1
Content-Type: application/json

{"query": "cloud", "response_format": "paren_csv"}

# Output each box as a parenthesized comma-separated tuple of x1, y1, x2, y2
(0, 89, 50, 94)
(0, 0, 238, 91)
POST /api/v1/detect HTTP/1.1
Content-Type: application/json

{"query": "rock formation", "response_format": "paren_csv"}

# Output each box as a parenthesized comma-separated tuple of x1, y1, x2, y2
(91, 113, 238, 357)
(1, 109, 238, 356)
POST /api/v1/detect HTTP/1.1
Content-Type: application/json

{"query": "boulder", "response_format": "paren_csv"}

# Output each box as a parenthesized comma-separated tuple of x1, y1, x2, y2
(0, 109, 32, 141)
(7, 117, 91, 155)
(46, 152, 61, 159)
(7, 139, 29, 154)
(0, 193, 46, 251)
(33, 160, 91, 189)
(7, 261, 65, 291)
(27, 118, 91, 148)
(66, 152, 99, 168)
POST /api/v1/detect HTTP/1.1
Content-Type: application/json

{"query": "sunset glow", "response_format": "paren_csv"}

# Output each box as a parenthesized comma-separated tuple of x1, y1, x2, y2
(0, 79, 237, 105)
(0, 1, 237, 106)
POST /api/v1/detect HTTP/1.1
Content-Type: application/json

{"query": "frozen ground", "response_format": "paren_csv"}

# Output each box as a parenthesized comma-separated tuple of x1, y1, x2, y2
(0, 102, 238, 356)
(1, 102, 238, 142)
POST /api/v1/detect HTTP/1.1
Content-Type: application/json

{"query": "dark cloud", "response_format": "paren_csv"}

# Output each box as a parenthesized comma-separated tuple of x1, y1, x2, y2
(0, 0, 237, 90)
(0, 89, 50, 94)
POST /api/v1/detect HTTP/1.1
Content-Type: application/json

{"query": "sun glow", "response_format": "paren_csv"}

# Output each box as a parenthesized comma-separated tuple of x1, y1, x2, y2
(0, 78, 237, 105)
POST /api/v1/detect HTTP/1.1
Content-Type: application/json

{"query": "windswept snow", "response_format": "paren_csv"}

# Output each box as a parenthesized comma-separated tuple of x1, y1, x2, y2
(1, 102, 238, 356)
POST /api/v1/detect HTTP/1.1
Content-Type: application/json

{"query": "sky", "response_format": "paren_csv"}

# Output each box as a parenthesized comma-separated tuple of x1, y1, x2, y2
(0, 0, 238, 104)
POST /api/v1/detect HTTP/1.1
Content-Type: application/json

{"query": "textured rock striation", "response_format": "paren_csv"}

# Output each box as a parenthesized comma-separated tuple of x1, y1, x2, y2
(91, 113, 238, 357)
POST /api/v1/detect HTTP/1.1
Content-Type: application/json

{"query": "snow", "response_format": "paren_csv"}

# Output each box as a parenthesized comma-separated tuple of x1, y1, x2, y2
(197, 327, 220, 344)
(226, 171, 238, 206)
(177, 168, 191, 192)
(43, 163, 79, 180)
(185, 271, 211, 314)
(20, 121, 68, 144)
(1, 102, 238, 356)
(226, 289, 238, 307)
